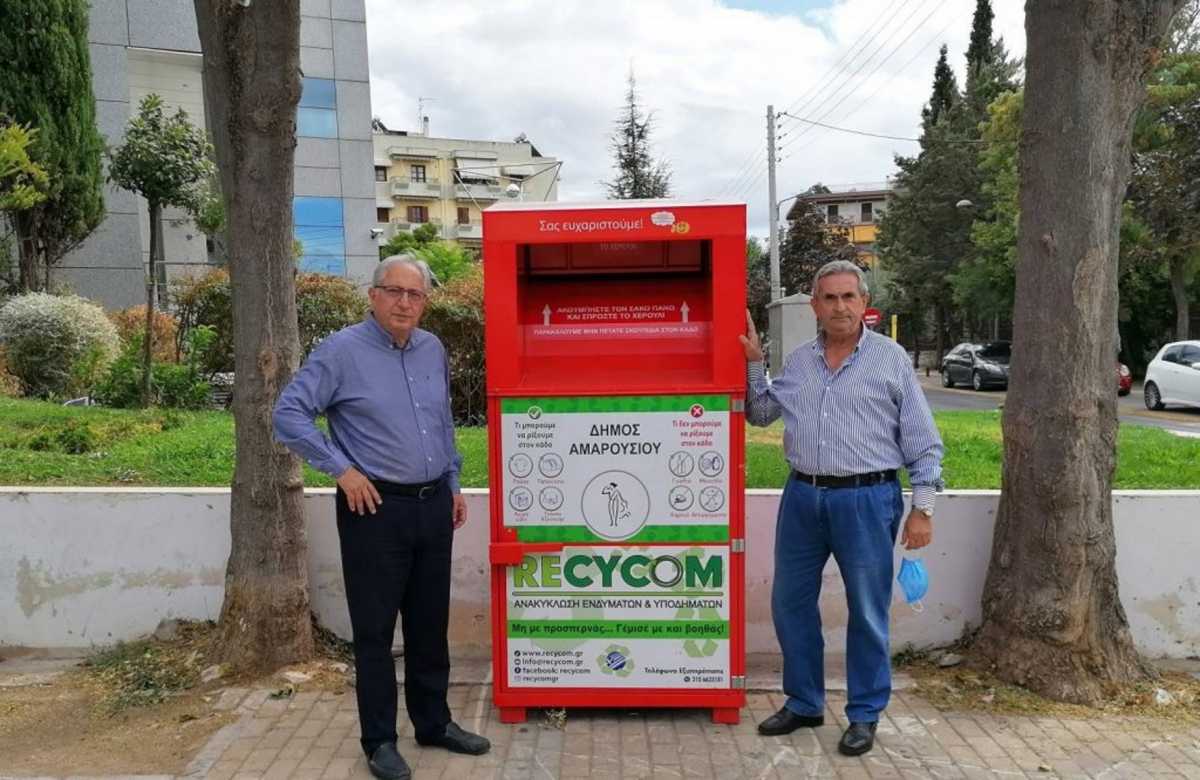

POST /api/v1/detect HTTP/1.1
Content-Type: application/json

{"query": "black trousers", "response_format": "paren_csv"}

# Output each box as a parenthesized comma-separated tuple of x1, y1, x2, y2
(336, 481, 453, 755)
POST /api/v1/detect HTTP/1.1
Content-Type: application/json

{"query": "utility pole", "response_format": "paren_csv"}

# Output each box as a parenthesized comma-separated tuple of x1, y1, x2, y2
(766, 105, 781, 302)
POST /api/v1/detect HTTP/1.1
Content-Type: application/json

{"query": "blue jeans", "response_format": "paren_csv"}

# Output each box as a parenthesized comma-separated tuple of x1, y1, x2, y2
(772, 478, 904, 723)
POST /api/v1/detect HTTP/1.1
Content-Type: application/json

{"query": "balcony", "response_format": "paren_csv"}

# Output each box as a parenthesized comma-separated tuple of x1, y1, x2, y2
(454, 221, 483, 241)
(454, 181, 503, 201)
(389, 217, 444, 236)
(390, 177, 441, 199)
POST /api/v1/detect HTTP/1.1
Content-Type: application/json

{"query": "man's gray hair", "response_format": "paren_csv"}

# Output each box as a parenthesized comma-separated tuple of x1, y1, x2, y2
(375, 254, 436, 290)
(812, 260, 869, 297)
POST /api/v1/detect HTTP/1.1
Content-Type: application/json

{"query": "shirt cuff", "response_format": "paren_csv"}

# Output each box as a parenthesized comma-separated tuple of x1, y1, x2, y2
(447, 472, 461, 494)
(318, 450, 352, 481)
(910, 484, 936, 512)
(747, 361, 766, 385)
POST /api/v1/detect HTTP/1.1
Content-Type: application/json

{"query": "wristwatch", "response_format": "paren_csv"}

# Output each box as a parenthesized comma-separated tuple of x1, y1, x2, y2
(917, 507, 933, 518)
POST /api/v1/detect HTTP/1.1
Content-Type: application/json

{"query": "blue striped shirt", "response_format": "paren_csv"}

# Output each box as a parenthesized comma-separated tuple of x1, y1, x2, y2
(747, 327, 943, 509)
(273, 315, 462, 492)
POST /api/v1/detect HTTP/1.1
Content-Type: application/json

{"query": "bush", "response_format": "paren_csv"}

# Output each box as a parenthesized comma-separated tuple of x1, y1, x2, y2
(110, 305, 179, 363)
(173, 268, 368, 373)
(421, 266, 484, 425)
(94, 326, 214, 409)
(172, 269, 232, 374)
(295, 273, 369, 354)
(0, 292, 120, 398)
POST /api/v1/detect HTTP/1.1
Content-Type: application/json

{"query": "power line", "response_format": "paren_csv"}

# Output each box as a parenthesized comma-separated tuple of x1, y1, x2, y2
(732, 0, 937, 198)
(776, 0, 941, 154)
(777, 115, 987, 144)
(777, 7, 971, 161)
(719, 0, 919, 197)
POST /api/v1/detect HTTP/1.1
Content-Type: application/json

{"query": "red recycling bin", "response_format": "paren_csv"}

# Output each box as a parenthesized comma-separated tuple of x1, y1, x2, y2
(483, 200, 747, 724)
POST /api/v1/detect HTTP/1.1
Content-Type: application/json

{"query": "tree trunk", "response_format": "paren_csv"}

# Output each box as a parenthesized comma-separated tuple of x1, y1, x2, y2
(934, 303, 945, 369)
(194, 0, 312, 671)
(143, 201, 161, 407)
(15, 212, 39, 292)
(1168, 255, 1189, 339)
(973, 0, 1183, 704)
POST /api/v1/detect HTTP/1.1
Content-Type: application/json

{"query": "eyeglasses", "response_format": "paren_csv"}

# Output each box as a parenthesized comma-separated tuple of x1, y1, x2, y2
(373, 285, 428, 303)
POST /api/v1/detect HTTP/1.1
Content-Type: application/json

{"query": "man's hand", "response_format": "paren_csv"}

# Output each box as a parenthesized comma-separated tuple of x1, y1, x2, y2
(452, 494, 467, 529)
(900, 510, 932, 550)
(336, 466, 381, 516)
(739, 309, 764, 363)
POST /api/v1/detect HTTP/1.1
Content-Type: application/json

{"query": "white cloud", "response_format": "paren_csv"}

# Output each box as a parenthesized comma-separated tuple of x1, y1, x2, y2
(364, 0, 1025, 237)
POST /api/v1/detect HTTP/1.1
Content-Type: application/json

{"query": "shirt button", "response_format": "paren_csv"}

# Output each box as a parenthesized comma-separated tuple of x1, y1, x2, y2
(414, 402, 420, 408)
(422, 430, 427, 435)
(427, 456, 432, 461)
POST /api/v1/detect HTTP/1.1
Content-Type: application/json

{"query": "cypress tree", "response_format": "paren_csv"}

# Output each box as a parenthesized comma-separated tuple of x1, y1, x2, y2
(922, 46, 959, 128)
(0, 0, 105, 290)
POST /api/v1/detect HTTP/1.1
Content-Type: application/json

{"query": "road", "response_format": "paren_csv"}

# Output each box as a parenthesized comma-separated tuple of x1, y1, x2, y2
(917, 374, 1200, 436)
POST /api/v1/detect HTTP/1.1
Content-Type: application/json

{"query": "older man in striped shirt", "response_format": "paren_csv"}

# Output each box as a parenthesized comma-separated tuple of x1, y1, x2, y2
(740, 260, 943, 757)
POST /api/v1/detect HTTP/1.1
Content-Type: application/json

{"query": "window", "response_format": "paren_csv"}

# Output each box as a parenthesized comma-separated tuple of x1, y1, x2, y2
(293, 196, 345, 275)
(861, 202, 873, 223)
(1181, 346, 1200, 365)
(376, 207, 391, 222)
(407, 205, 429, 223)
(410, 164, 426, 183)
(826, 204, 839, 222)
(1162, 346, 1182, 364)
(375, 167, 388, 182)
(978, 343, 1011, 360)
(457, 207, 470, 225)
(298, 78, 338, 138)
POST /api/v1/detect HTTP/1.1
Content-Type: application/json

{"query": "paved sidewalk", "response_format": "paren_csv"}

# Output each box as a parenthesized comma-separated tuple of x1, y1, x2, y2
(163, 683, 1200, 779)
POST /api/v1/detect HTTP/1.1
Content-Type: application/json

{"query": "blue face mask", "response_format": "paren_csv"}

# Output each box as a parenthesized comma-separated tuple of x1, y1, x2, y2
(897, 557, 928, 613)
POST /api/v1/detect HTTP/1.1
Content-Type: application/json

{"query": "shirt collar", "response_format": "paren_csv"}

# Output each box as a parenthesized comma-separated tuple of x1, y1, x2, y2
(365, 313, 422, 351)
(812, 323, 869, 357)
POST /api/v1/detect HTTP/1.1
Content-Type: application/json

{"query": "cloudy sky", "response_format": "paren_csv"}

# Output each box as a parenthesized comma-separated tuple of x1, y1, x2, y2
(363, 0, 1025, 239)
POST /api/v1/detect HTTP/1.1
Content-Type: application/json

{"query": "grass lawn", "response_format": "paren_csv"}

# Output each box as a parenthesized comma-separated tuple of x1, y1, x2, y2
(0, 398, 1196, 489)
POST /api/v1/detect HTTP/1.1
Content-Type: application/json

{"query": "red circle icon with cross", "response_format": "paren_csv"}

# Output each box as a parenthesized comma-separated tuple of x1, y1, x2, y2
(690, 404, 705, 418)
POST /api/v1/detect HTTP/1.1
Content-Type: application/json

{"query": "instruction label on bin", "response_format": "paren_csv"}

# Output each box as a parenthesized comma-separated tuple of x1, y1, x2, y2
(499, 395, 731, 543)
(506, 546, 730, 688)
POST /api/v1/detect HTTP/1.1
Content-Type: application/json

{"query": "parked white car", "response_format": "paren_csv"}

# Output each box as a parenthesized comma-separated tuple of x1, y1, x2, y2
(1144, 340, 1200, 410)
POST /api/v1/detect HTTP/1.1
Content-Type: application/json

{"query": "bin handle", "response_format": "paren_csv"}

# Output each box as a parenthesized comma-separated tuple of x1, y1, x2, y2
(489, 541, 564, 565)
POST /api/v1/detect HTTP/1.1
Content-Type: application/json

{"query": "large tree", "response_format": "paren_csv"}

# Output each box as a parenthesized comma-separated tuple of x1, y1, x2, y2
(194, 0, 313, 671)
(972, 0, 1185, 704)
(604, 71, 671, 199)
(0, 0, 105, 291)
(778, 197, 859, 298)
(107, 95, 214, 406)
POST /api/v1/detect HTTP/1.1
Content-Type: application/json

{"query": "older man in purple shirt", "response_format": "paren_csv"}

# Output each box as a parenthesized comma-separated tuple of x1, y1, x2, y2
(274, 255, 488, 780)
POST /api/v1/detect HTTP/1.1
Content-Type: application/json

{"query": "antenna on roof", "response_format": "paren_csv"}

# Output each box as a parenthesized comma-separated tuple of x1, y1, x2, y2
(417, 97, 436, 134)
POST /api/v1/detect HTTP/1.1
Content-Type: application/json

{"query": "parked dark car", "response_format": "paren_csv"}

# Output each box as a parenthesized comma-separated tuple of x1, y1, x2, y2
(941, 341, 1011, 391)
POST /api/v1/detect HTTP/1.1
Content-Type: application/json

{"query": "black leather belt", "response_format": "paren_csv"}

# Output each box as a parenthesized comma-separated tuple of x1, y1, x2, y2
(370, 476, 445, 499)
(791, 470, 897, 488)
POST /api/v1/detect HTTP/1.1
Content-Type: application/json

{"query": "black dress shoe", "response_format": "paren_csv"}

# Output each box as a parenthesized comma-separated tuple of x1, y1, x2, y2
(838, 721, 878, 756)
(416, 721, 491, 755)
(367, 742, 412, 780)
(757, 707, 825, 735)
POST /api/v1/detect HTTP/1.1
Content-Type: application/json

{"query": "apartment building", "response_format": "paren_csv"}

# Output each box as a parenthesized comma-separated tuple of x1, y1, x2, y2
(68, 0, 376, 308)
(787, 183, 892, 266)
(372, 123, 560, 251)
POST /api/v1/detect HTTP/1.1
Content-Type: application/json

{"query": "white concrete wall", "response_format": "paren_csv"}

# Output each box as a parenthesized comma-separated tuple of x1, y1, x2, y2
(2, 488, 1197, 659)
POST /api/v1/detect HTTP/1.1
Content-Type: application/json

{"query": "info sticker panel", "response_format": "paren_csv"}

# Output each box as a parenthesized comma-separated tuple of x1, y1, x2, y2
(499, 395, 731, 544)
(505, 545, 730, 689)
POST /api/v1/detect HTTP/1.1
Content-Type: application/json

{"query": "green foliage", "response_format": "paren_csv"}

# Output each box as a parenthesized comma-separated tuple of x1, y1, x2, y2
(0, 121, 48, 211)
(420, 266, 485, 425)
(0, 292, 119, 398)
(745, 237, 770, 334)
(951, 91, 1022, 320)
(172, 268, 368, 373)
(604, 71, 671, 199)
(172, 269, 232, 374)
(416, 241, 476, 284)
(923, 45, 959, 127)
(94, 327, 213, 410)
(107, 95, 215, 214)
(379, 223, 439, 258)
(779, 198, 860, 297)
(0, 0, 105, 277)
(2, 398, 1197, 490)
(295, 273, 368, 354)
